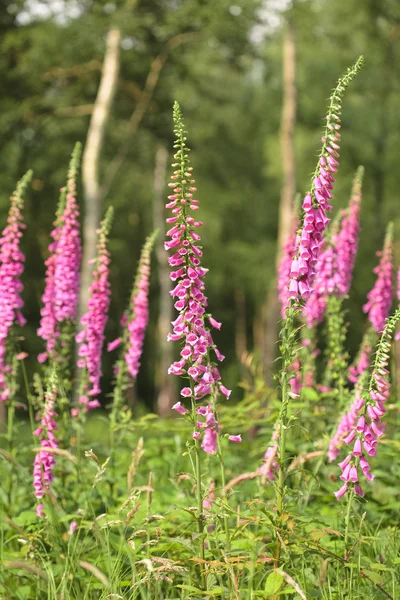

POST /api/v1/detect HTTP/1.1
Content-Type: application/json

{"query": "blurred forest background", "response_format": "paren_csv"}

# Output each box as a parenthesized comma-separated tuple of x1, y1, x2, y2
(1, 0, 400, 413)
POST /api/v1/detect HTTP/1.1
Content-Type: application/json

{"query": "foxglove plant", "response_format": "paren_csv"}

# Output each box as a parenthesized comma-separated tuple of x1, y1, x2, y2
(76, 207, 113, 413)
(305, 167, 363, 328)
(335, 306, 400, 562)
(33, 371, 59, 518)
(165, 103, 231, 442)
(109, 230, 157, 440)
(125, 231, 157, 379)
(37, 143, 82, 366)
(165, 102, 232, 576)
(275, 57, 363, 569)
(53, 145, 82, 326)
(363, 223, 393, 333)
(288, 61, 363, 302)
(0, 171, 32, 404)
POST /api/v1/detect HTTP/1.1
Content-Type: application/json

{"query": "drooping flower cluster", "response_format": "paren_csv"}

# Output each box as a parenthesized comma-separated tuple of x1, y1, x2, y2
(363, 224, 393, 333)
(76, 207, 113, 411)
(37, 203, 62, 363)
(125, 231, 158, 379)
(53, 146, 82, 325)
(288, 58, 363, 302)
(278, 216, 298, 318)
(334, 308, 400, 499)
(33, 374, 59, 517)
(38, 144, 82, 364)
(305, 168, 363, 327)
(328, 371, 368, 463)
(258, 424, 279, 483)
(0, 171, 31, 402)
(166, 102, 231, 454)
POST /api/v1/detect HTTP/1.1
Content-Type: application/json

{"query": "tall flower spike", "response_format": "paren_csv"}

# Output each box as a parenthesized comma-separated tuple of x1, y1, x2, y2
(33, 370, 59, 517)
(334, 307, 400, 499)
(76, 207, 113, 412)
(395, 267, 400, 341)
(125, 230, 158, 379)
(0, 171, 32, 402)
(37, 190, 66, 364)
(166, 102, 231, 454)
(38, 144, 82, 364)
(305, 167, 363, 327)
(363, 223, 393, 333)
(289, 57, 363, 301)
(53, 143, 82, 324)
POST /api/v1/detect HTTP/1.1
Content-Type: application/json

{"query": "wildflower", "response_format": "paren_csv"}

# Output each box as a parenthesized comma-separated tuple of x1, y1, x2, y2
(228, 434, 242, 443)
(363, 223, 393, 333)
(38, 144, 82, 364)
(172, 401, 187, 415)
(165, 102, 232, 452)
(124, 232, 157, 379)
(76, 207, 113, 411)
(0, 171, 32, 402)
(305, 167, 363, 327)
(334, 307, 400, 499)
(289, 58, 364, 301)
(53, 145, 82, 324)
(33, 373, 59, 512)
(107, 338, 121, 352)
(69, 521, 78, 535)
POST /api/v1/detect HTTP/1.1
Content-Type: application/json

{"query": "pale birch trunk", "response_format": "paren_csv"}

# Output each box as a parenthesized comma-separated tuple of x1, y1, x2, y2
(263, 21, 296, 380)
(79, 29, 120, 322)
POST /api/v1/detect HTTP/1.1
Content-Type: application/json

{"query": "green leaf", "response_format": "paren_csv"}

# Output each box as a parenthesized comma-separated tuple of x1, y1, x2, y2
(264, 571, 284, 595)
(363, 570, 385, 585)
(369, 563, 394, 572)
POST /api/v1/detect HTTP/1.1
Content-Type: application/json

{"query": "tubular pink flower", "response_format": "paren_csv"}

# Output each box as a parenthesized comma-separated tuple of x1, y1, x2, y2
(0, 172, 31, 402)
(334, 308, 399, 499)
(33, 376, 59, 512)
(37, 216, 61, 363)
(172, 401, 187, 415)
(305, 168, 363, 327)
(165, 103, 232, 452)
(289, 59, 363, 301)
(124, 233, 156, 380)
(53, 151, 82, 324)
(76, 208, 113, 411)
(363, 225, 393, 333)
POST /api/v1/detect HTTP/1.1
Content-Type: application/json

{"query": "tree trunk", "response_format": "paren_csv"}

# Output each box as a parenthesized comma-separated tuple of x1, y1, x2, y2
(79, 29, 120, 321)
(152, 145, 176, 416)
(263, 21, 296, 380)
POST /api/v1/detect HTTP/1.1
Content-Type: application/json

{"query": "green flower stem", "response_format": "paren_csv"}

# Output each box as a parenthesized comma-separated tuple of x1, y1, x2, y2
(344, 486, 354, 562)
(190, 392, 206, 590)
